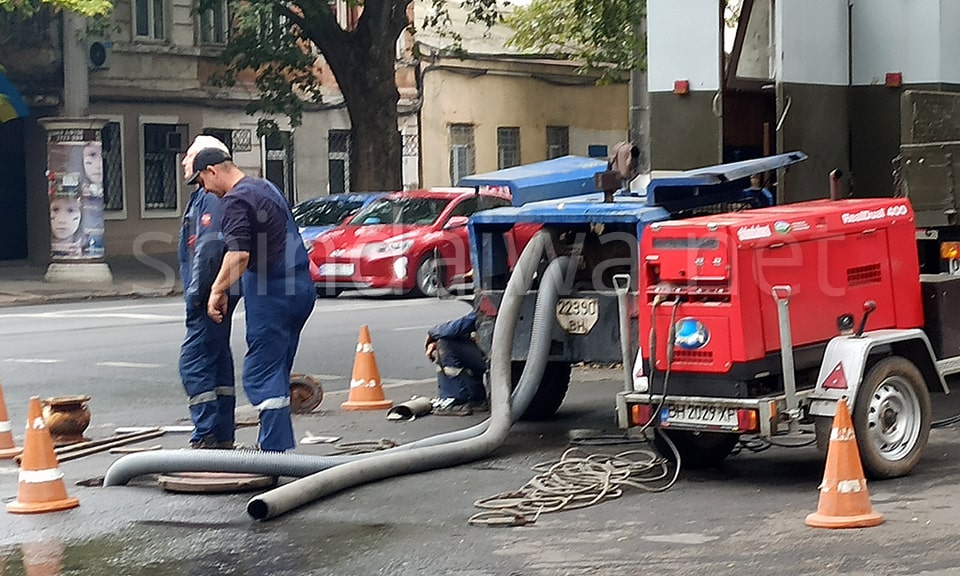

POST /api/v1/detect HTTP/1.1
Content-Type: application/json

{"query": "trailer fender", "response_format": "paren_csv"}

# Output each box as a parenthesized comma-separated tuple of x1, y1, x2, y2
(807, 329, 947, 419)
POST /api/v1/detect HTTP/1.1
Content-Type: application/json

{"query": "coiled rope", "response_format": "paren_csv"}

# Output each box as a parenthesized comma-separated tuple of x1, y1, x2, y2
(468, 446, 677, 527)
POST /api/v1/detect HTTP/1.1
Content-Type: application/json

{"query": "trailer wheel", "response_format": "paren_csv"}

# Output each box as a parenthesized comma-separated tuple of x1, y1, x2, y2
(511, 361, 571, 420)
(653, 429, 740, 468)
(853, 356, 931, 479)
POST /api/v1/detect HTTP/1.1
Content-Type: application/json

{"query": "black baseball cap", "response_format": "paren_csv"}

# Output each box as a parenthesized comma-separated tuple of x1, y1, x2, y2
(187, 148, 232, 185)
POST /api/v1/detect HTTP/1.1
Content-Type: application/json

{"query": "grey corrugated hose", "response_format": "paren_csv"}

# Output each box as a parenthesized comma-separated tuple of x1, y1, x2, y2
(104, 232, 564, 521)
(246, 231, 560, 520)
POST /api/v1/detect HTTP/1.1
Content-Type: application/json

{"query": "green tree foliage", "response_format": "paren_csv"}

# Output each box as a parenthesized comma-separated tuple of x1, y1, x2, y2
(0, 0, 112, 17)
(504, 0, 644, 81)
(206, 0, 504, 191)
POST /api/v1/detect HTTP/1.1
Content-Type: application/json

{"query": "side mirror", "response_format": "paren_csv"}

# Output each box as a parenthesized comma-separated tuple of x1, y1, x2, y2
(443, 215, 469, 230)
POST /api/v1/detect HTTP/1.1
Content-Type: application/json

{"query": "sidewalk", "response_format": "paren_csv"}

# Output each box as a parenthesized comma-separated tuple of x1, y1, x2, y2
(0, 254, 182, 308)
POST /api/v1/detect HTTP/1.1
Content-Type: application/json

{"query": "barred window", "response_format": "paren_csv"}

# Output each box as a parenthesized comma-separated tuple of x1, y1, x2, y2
(200, 0, 229, 44)
(201, 128, 233, 152)
(102, 122, 124, 211)
(265, 130, 295, 205)
(135, 0, 165, 39)
(142, 124, 180, 211)
(497, 127, 520, 169)
(328, 129, 350, 195)
(546, 125, 569, 159)
(449, 124, 475, 186)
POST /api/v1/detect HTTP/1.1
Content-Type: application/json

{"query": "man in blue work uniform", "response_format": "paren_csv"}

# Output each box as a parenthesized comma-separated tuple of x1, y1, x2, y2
(178, 136, 239, 449)
(425, 310, 488, 416)
(743, 174, 775, 207)
(190, 147, 315, 452)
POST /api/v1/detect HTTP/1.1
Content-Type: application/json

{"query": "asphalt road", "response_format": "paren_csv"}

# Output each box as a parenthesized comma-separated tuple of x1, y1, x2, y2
(3, 296, 960, 575)
(0, 295, 473, 431)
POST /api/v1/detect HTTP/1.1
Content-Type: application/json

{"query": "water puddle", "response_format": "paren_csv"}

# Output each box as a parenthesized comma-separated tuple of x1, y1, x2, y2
(1, 521, 399, 575)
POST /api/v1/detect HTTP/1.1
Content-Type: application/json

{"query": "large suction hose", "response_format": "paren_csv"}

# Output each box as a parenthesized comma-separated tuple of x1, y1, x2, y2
(104, 232, 563, 491)
(246, 231, 556, 520)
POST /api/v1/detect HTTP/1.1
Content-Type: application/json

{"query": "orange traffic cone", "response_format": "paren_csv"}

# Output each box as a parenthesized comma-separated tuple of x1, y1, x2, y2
(0, 381, 22, 459)
(805, 398, 883, 529)
(6, 397, 80, 514)
(341, 325, 393, 411)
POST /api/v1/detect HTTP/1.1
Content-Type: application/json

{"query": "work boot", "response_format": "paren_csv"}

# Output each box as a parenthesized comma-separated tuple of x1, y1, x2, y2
(188, 436, 219, 449)
(432, 397, 473, 416)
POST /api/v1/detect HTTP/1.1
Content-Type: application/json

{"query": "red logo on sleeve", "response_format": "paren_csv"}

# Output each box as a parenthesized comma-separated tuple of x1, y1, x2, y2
(200, 213, 213, 227)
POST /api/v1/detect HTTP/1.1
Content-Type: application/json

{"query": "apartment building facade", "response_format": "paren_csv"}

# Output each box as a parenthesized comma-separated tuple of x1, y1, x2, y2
(0, 0, 628, 264)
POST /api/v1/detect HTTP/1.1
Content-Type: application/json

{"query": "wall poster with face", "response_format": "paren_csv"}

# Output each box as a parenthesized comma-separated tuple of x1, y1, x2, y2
(46, 128, 106, 261)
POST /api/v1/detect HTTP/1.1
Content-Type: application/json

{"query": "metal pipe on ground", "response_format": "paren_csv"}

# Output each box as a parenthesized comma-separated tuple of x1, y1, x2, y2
(58, 429, 166, 463)
(15, 429, 165, 465)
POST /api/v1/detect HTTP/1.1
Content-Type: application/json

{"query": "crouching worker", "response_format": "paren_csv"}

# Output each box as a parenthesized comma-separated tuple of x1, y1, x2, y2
(425, 310, 488, 416)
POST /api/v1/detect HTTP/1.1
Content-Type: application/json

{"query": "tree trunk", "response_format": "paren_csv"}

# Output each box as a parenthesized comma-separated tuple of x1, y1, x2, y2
(315, 1, 407, 193)
(341, 78, 403, 192)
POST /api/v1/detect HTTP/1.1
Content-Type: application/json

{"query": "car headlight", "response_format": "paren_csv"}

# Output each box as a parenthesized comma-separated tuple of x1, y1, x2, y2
(393, 256, 408, 279)
(364, 239, 414, 257)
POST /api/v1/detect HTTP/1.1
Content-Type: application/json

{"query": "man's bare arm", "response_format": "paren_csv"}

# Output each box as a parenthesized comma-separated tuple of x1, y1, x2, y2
(207, 251, 249, 323)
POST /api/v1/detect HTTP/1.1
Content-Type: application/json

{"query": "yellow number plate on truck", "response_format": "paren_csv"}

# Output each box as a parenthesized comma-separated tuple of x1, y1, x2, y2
(555, 298, 599, 335)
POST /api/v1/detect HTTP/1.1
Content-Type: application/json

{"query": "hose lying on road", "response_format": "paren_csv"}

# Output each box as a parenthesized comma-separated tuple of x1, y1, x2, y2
(246, 235, 564, 520)
(104, 232, 566, 511)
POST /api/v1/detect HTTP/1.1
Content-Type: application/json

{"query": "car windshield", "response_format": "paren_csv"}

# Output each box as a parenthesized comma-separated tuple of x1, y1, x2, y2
(348, 197, 449, 226)
(293, 199, 365, 227)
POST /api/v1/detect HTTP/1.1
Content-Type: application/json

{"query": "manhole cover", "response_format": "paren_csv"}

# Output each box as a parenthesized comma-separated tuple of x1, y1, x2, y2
(158, 472, 277, 494)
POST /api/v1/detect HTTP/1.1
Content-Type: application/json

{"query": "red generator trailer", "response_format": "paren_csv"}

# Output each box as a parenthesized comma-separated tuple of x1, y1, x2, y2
(618, 196, 960, 478)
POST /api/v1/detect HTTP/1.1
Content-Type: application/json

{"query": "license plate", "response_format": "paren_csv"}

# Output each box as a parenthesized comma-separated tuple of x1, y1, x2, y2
(660, 403, 738, 429)
(318, 263, 354, 277)
(555, 298, 599, 335)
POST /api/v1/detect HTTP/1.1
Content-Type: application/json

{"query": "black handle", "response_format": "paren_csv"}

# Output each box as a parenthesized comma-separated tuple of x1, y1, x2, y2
(855, 300, 877, 338)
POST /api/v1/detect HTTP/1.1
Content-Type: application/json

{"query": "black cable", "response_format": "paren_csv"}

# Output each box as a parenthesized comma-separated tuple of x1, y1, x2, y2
(933, 413, 960, 429)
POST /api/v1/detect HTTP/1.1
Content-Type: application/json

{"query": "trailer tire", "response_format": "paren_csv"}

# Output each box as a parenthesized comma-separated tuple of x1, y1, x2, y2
(511, 361, 571, 421)
(853, 356, 931, 479)
(653, 429, 740, 468)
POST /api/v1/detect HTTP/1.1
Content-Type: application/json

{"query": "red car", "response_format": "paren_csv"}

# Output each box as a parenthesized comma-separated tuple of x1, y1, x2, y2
(309, 188, 513, 297)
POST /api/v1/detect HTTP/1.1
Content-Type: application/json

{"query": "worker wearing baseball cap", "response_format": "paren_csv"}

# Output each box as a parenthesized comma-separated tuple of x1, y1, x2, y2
(193, 146, 314, 452)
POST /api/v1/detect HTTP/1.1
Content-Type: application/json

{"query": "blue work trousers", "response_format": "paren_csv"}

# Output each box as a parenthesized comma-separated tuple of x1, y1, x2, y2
(241, 270, 315, 452)
(436, 339, 487, 404)
(179, 299, 237, 445)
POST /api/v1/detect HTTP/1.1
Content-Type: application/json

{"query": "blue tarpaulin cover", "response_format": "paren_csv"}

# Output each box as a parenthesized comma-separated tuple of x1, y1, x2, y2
(460, 155, 607, 206)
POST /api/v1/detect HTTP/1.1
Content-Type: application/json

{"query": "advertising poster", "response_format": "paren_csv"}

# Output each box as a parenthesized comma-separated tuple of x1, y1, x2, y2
(46, 128, 105, 261)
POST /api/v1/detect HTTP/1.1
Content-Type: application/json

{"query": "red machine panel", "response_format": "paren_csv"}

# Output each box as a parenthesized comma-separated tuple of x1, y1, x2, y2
(640, 198, 923, 374)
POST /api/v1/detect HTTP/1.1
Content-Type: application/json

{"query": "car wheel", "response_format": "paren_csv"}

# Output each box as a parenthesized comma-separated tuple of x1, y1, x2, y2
(414, 256, 444, 298)
(315, 286, 343, 298)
